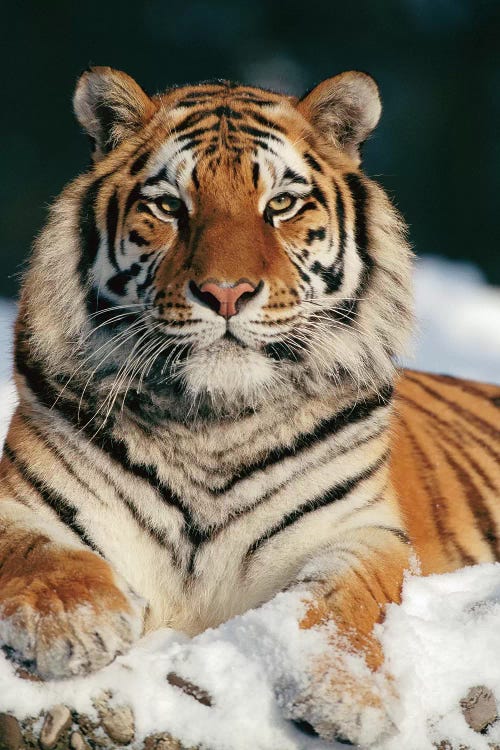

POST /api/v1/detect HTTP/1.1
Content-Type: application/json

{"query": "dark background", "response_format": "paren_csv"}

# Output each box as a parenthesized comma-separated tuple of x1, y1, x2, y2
(2, 0, 499, 299)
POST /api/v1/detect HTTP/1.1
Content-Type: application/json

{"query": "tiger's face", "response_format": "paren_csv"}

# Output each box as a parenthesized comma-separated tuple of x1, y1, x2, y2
(24, 68, 413, 419)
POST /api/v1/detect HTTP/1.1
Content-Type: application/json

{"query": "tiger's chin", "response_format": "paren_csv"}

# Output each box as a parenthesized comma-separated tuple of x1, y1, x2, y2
(175, 338, 286, 416)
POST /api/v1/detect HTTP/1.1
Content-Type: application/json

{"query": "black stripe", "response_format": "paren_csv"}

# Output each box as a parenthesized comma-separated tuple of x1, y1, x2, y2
(86, 430, 195, 529)
(331, 172, 373, 323)
(178, 138, 203, 153)
(15, 328, 124, 439)
(22, 415, 101, 503)
(78, 176, 105, 287)
(197, 423, 389, 527)
(176, 125, 219, 141)
(107, 266, 138, 296)
(434, 438, 498, 557)
(210, 385, 393, 496)
(130, 150, 151, 176)
(14, 333, 197, 555)
(399, 390, 500, 481)
(50, 424, 183, 564)
(369, 526, 411, 545)
(144, 167, 168, 187)
(333, 178, 347, 279)
(310, 181, 328, 207)
(264, 340, 303, 363)
(283, 168, 308, 185)
(399, 418, 476, 565)
(24, 419, 179, 561)
(136, 251, 163, 296)
(124, 182, 143, 217)
(310, 179, 347, 294)
(191, 166, 200, 190)
(237, 125, 282, 142)
(239, 110, 284, 132)
(179, 89, 224, 100)
(174, 110, 214, 133)
(291, 201, 317, 220)
(136, 202, 156, 218)
(306, 227, 326, 244)
(290, 258, 311, 283)
(245, 454, 387, 558)
(3, 444, 101, 554)
(234, 97, 277, 107)
(129, 230, 149, 247)
(405, 374, 500, 440)
(249, 140, 279, 156)
(106, 190, 120, 271)
(303, 152, 323, 173)
(344, 172, 372, 271)
(212, 105, 244, 120)
(252, 162, 260, 189)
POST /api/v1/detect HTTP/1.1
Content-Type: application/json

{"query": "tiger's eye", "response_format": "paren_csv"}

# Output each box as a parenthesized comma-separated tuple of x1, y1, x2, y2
(158, 196, 182, 214)
(267, 193, 295, 213)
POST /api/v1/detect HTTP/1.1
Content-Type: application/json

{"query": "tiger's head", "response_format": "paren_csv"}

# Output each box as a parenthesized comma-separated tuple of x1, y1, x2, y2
(21, 67, 413, 420)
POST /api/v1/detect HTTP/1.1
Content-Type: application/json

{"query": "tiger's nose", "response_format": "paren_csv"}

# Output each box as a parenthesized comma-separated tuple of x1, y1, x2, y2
(189, 280, 260, 318)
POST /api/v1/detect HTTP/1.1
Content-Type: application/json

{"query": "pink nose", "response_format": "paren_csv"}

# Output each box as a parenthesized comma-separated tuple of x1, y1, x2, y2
(196, 281, 257, 318)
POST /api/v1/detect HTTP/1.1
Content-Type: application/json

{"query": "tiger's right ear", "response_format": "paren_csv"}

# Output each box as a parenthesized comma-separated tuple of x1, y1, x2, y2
(73, 67, 157, 160)
(297, 71, 381, 163)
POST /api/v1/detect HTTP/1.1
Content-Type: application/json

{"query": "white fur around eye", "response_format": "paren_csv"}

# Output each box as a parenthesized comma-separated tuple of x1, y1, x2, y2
(147, 203, 180, 224)
(141, 181, 179, 200)
(266, 195, 307, 224)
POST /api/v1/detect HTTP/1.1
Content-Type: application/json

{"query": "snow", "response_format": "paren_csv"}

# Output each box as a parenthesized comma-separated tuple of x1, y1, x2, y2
(0, 256, 499, 749)
(0, 591, 334, 750)
(407, 256, 500, 383)
(379, 565, 500, 750)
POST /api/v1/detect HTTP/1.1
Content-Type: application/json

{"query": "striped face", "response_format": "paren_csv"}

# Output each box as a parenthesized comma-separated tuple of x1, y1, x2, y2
(68, 69, 413, 413)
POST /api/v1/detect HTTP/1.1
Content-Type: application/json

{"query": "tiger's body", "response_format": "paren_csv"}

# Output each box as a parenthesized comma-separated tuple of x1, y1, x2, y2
(0, 67, 498, 745)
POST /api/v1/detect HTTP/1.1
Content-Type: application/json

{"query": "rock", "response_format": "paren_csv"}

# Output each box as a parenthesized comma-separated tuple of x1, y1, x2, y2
(71, 714, 98, 739)
(14, 667, 42, 683)
(166, 672, 213, 707)
(460, 686, 498, 734)
(39, 706, 71, 750)
(69, 732, 90, 750)
(143, 733, 183, 750)
(143, 734, 200, 750)
(19, 715, 46, 750)
(0, 714, 23, 750)
(94, 695, 135, 746)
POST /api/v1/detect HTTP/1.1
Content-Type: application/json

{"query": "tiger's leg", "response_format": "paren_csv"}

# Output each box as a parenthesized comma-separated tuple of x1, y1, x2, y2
(286, 525, 412, 746)
(0, 499, 144, 680)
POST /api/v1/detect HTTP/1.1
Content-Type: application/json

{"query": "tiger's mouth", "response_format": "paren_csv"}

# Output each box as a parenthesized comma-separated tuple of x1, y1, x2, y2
(167, 333, 286, 410)
(221, 330, 249, 348)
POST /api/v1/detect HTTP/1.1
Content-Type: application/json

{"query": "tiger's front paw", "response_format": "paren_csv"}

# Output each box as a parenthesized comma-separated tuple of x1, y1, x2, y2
(285, 657, 395, 747)
(0, 545, 144, 679)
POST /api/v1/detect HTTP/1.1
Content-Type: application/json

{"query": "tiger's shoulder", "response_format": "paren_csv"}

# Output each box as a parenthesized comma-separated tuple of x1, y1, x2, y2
(391, 369, 500, 573)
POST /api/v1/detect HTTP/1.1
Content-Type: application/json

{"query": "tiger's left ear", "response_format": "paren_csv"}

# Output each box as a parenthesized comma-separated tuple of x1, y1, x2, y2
(73, 66, 157, 160)
(297, 71, 381, 162)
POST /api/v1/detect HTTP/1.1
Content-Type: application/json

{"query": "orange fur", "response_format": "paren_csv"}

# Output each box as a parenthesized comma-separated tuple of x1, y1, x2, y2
(299, 535, 410, 669)
(0, 534, 131, 618)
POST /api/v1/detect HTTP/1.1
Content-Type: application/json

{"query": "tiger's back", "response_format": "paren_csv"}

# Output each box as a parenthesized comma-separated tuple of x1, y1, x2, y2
(392, 370, 500, 574)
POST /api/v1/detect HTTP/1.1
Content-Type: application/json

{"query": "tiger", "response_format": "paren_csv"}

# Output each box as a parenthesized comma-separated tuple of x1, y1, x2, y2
(0, 65, 498, 746)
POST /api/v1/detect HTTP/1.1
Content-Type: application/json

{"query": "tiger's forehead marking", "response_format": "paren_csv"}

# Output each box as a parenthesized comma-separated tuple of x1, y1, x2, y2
(143, 85, 310, 201)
